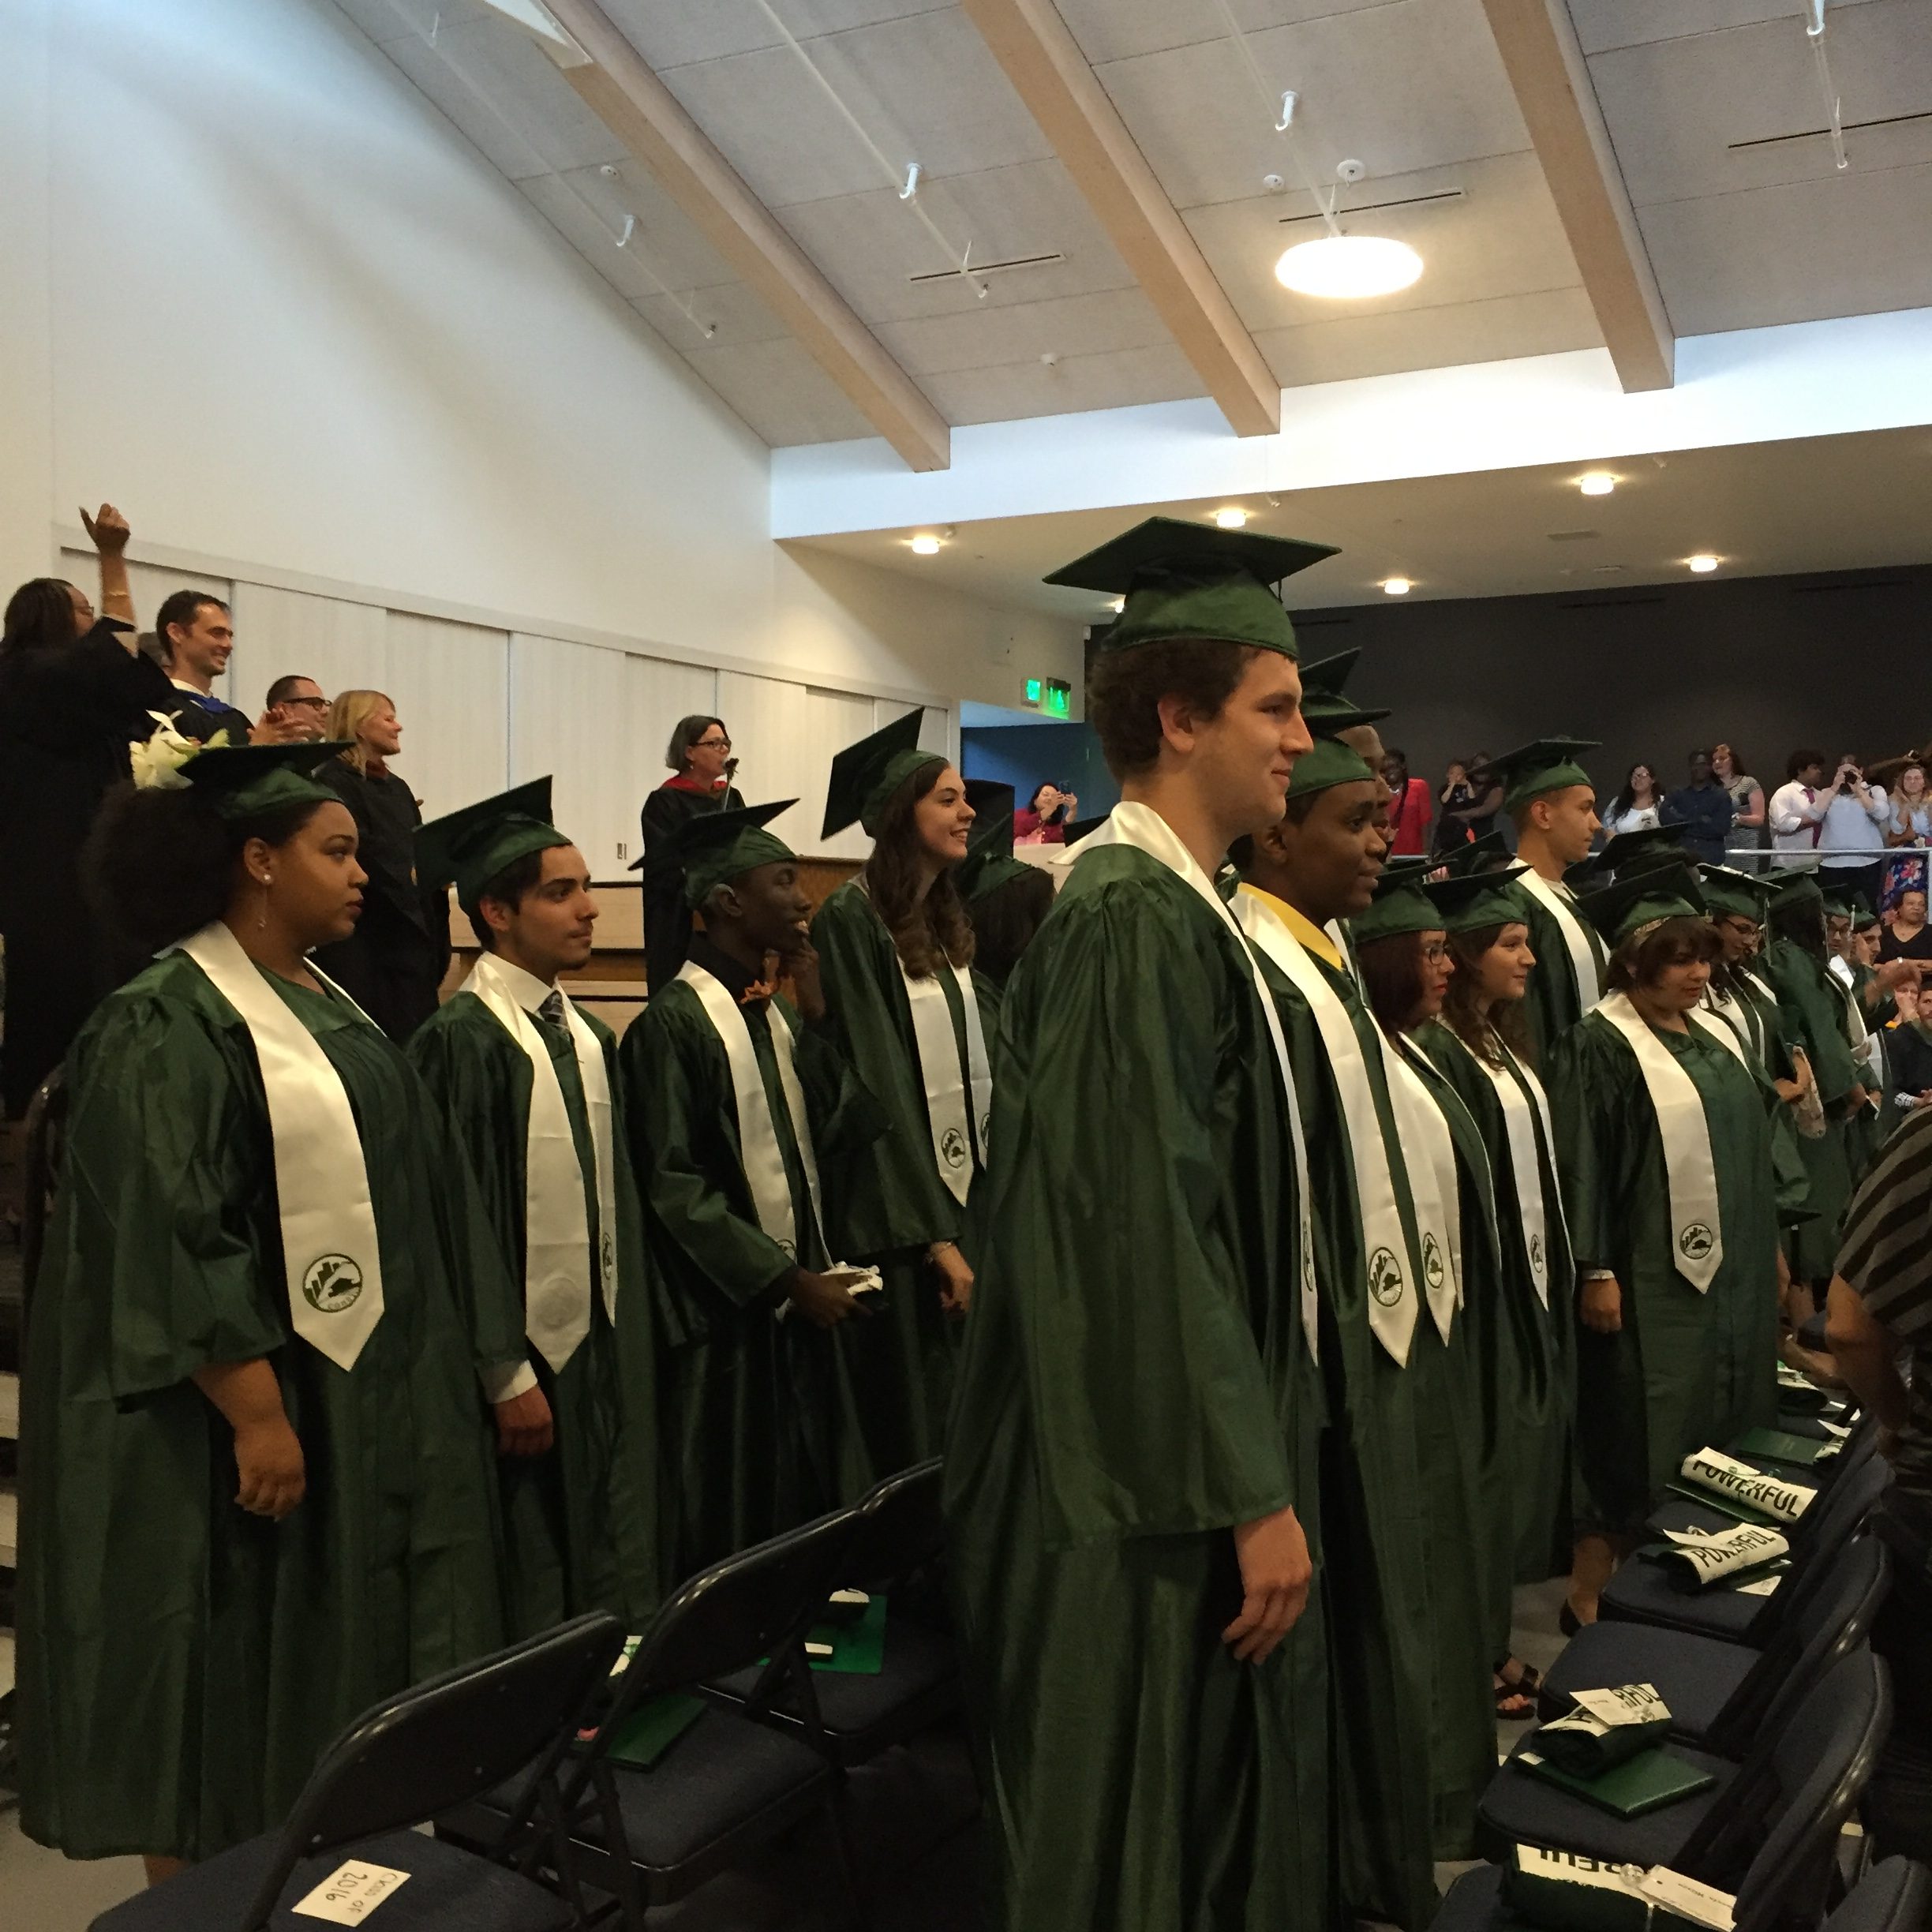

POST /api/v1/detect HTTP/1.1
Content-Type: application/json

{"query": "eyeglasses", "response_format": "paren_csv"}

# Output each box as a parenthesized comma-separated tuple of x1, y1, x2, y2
(284, 695, 329, 710)
(1421, 942, 1451, 964)
(694, 736, 732, 751)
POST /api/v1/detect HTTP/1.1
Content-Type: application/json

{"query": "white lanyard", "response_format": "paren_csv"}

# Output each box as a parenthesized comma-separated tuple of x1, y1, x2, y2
(676, 960, 823, 1259)
(1593, 993, 1724, 1292)
(1236, 885, 1414, 1365)
(1106, 807, 1318, 1354)
(1383, 1039, 1462, 1339)
(897, 956, 993, 1207)
(460, 955, 617, 1370)
(1518, 869, 1603, 1014)
(179, 922, 384, 1372)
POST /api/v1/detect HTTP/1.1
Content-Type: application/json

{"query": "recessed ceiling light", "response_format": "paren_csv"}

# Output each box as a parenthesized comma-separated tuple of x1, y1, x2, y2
(1578, 471, 1616, 496)
(908, 534, 942, 556)
(1106, 597, 1125, 614)
(1687, 553, 1720, 574)
(1383, 576, 1413, 596)
(1215, 507, 1249, 530)
(1275, 234, 1423, 299)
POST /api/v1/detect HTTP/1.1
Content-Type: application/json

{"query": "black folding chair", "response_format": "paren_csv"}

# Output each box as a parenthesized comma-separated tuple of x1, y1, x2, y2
(1539, 1531, 1891, 1752)
(704, 1459, 960, 1769)
(1474, 1647, 1889, 1889)
(1603, 1454, 1892, 1642)
(441, 1507, 863, 1930)
(92, 1612, 627, 1932)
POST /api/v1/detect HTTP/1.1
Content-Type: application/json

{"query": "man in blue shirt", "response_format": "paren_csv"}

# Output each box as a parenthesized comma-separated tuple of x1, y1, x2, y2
(1662, 748, 1735, 866)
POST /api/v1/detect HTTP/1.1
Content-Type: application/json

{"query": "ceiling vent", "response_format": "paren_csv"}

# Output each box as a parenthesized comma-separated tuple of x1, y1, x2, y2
(1547, 529, 1601, 541)
(1277, 188, 1465, 227)
(907, 252, 1066, 285)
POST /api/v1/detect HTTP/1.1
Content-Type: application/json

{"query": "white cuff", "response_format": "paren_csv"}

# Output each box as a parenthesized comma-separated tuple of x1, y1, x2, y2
(480, 1358, 539, 1404)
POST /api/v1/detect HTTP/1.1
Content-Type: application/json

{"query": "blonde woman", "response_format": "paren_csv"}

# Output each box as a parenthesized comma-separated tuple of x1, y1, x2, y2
(311, 690, 449, 1039)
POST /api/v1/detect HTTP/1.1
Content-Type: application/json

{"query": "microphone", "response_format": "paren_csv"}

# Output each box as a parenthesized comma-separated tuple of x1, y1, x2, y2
(723, 756, 739, 781)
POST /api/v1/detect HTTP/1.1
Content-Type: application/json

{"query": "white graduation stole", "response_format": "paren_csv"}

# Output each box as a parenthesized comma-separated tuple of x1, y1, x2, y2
(675, 959, 822, 1259)
(1236, 886, 1417, 1366)
(179, 922, 384, 1372)
(1691, 1005, 1752, 1073)
(460, 955, 617, 1371)
(1828, 962, 1870, 1051)
(1593, 992, 1724, 1292)
(895, 956, 993, 1207)
(1518, 869, 1604, 1014)
(1473, 1031, 1564, 1307)
(1383, 1040, 1462, 1339)
(1702, 983, 1763, 1068)
(1105, 805, 1319, 1355)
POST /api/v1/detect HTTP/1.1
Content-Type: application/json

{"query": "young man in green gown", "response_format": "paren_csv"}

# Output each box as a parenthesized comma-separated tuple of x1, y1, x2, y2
(616, 801, 886, 1575)
(409, 780, 661, 1629)
(945, 517, 1335, 1932)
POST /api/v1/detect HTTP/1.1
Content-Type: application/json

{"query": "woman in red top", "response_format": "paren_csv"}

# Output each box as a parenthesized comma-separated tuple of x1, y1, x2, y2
(1012, 781, 1078, 844)
(1380, 749, 1433, 856)
(638, 714, 745, 989)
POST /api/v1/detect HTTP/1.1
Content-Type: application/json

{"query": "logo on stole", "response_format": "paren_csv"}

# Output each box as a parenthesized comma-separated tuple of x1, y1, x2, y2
(1679, 1222, 1715, 1261)
(941, 1126, 968, 1170)
(1422, 1234, 1446, 1293)
(1367, 1246, 1406, 1307)
(1530, 1233, 1545, 1272)
(303, 1253, 364, 1313)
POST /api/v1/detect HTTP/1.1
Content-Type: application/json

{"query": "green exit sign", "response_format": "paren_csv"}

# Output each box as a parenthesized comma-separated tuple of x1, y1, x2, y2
(1025, 676, 1073, 718)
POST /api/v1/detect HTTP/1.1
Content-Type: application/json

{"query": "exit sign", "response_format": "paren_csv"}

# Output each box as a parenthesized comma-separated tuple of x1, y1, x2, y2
(1024, 676, 1073, 719)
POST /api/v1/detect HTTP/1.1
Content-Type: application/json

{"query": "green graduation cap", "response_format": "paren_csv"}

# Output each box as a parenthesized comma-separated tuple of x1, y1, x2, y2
(1297, 647, 1391, 732)
(1046, 515, 1337, 660)
(1477, 737, 1601, 815)
(1285, 731, 1378, 801)
(1577, 859, 1708, 949)
(957, 780, 1030, 904)
(1425, 864, 1532, 934)
(1765, 864, 1825, 914)
(657, 799, 798, 908)
(822, 706, 946, 840)
(1698, 863, 1767, 923)
(1595, 823, 1690, 878)
(1352, 863, 1441, 945)
(1851, 896, 1879, 932)
(182, 739, 354, 822)
(1442, 829, 1511, 878)
(417, 777, 571, 915)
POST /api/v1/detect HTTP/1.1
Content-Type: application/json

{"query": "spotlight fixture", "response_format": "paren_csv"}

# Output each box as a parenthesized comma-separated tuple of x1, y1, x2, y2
(1686, 553, 1720, 574)
(1383, 576, 1413, 596)
(1275, 234, 1423, 299)
(908, 534, 942, 556)
(1215, 507, 1249, 530)
(1578, 471, 1616, 496)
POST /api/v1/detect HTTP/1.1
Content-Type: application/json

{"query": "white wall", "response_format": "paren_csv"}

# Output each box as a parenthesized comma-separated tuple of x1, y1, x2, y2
(2, 0, 1086, 866)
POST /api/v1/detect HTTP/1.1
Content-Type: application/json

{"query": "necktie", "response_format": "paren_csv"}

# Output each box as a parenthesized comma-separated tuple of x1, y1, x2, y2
(1805, 788, 1820, 847)
(536, 990, 567, 1028)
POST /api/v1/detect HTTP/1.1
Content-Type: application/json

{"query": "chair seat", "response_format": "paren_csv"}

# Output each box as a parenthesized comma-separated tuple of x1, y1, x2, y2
(1537, 1622, 1754, 1743)
(1477, 1739, 1734, 1869)
(92, 1827, 572, 1932)
(710, 1618, 960, 1746)
(1598, 1555, 1773, 1641)
(1432, 1861, 1519, 1932)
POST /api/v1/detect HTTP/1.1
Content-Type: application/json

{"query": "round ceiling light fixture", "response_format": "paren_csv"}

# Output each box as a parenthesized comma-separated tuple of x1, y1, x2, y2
(1275, 233, 1423, 299)
(1215, 506, 1249, 530)
(1383, 575, 1413, 596)
(908, 533, 942, 556)
(1686, 553, 1720, 574)
(1578, 470, 1617, 496)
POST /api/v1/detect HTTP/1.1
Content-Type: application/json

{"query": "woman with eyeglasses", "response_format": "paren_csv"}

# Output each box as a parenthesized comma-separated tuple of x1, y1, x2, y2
(638, 715, 744, 991)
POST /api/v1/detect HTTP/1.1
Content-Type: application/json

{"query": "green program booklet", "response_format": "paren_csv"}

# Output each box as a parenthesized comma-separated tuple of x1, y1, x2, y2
(1517, 1745, 1719, 1818)
(1731, 1427, 1829, 1467)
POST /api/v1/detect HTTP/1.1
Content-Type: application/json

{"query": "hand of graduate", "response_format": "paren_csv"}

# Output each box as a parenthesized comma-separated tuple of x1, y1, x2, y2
(493, 1385, 555, 1457)
(781, 936, 826, 1022)
(1224, 1505, 1313, 1664)
(80, 501, 130, 553)
(785, 1266, 863, 1328)
(233, 1414, 307, 1520)
(1579, 1275, 1623, 1334)
(929, 1240, 974, 1314)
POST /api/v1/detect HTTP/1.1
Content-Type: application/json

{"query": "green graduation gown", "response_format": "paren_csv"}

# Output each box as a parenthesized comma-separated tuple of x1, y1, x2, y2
(944, 844, 1330, 1932)
(407, 988, 661, 1631)
(18, 952, 518, 1862)
(1548, 1009, 1799, 1533)
(617, 942, 886, 1576)
(1517, 878, 1607, 1065)
(1416, 1019, 1574, 1586)
(809, 878, 994, 1475)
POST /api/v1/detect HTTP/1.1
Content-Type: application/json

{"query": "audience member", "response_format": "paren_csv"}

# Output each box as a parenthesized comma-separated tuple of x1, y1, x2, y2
(1818, 749, 1891, 905)
(1380, 748, 1432, 855)
(1433, 759, 1475, 852)
(309, 689, 450, 1040)
(155, 591, 253, 743)
(1012, 780, 1076, 844)
(0, 503, 177, 1117)
(1888, 757, 1931, 846)
(264, 672, 330, 741)
(1769, 747, 1830, 861)
(1884, 980, 1932, 1116)
(1441, 753, 1503, 846)
(1661, 747, 1735, 865)
(1883, 886, 1932, 964)
(1601, 760, 1663, 837)
(637, 713, 744, 992)
(1712, 743, 1766, 862)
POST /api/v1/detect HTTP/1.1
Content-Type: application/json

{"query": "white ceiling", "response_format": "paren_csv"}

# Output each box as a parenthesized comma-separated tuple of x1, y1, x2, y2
(332, 0, 1932, 449)
(788, 424, 1932, 617)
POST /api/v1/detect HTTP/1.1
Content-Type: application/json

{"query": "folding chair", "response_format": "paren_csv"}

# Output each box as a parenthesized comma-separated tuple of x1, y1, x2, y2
(1603, 1454, 1892, 1641)
(1473, 1647, 1889, 1883)
(441, 1507, 863, 1930)
(92, 1612, 627, 1932)
(704, 1459, 960, 1769)
(1539, 1532, 1891, 1750)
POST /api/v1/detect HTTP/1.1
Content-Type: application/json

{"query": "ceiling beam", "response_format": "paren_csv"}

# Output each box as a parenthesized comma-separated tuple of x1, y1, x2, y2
(1479, 0, 1674, 391)
(541, 0, 951, 471)
(960, 0, 1281, 438)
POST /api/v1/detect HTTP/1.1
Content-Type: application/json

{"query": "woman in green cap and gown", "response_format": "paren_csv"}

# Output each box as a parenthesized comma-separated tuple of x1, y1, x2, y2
(406, 779, 661, 1630)
(1234, 750, 1483, 1903)
(1410, 868, 1574, 1694)
(17, 736, 528, 1879)
(1549, 863, 1804, 1623)
(947, 517, 1333, 1932)
(617, 799, 886, 1573)
(809, 708, 994, 1478)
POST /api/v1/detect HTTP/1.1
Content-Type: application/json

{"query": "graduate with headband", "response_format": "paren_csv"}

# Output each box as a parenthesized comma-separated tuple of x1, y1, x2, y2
(1234, 736, 1487, 1895)
(407, 781, 660, 1630)
(616, 800, 886, 1574)
(946, 517, 1332, 1932)
(810, 711, 992, 1476)
(1548, 863, 1805, 1625)
(18, 737, 522, 1881)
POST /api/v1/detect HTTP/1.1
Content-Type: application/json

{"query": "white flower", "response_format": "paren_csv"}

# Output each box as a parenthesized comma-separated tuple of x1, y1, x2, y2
(128, 711, 204, 791)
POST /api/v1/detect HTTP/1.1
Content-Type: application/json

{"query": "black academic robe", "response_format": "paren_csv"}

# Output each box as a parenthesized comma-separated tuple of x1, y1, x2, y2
(310, 760, 450, 1042)
(0, 618, 177, 1114)
(166, 685, 253, 744)
(637, 779, 743, 991)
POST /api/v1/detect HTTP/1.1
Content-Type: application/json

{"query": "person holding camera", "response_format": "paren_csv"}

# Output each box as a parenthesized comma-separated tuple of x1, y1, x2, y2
(1013, 779, 1077, 844)
(1818, 750, 1891, 908)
